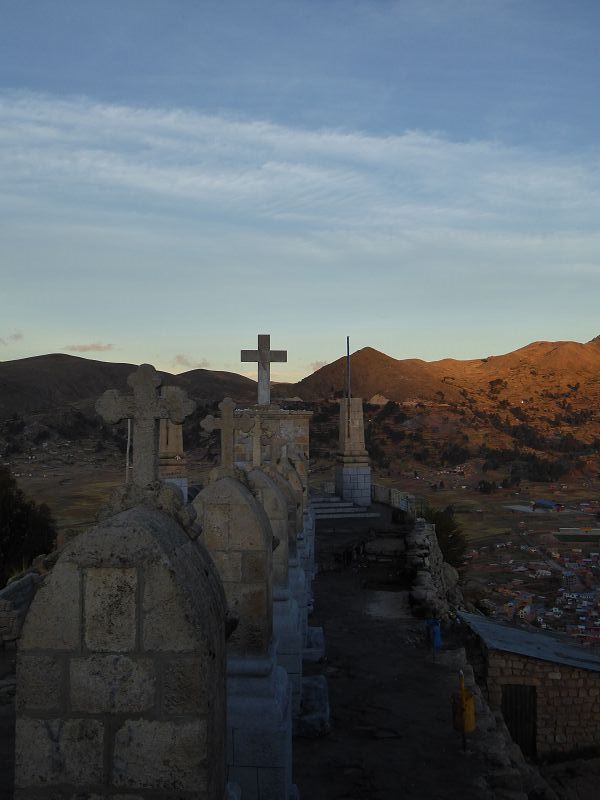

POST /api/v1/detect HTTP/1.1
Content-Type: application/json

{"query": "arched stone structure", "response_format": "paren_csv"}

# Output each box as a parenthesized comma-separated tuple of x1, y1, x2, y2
(193, 475, 295, 800)
(246, 467, 303, 715)
(14, 504, 228, 800)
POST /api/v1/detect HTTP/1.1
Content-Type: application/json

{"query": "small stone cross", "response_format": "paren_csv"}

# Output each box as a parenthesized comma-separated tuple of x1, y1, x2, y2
(96, 364, 196, 488)
(241, 334, 287, 405)
(201, 397, 253, 471)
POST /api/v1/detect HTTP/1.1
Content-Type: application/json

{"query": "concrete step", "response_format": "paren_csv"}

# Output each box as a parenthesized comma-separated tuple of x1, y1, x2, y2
(314, 510, 380, 520)
(312, 501, 355, 510)
(311, 495, 343, 503)
(314, 503, 363, 516)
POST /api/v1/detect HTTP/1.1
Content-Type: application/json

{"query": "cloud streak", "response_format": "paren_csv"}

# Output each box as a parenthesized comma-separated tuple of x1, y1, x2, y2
(2, 90, 600, 239)
(65, 342, 114, 352)
(173, 354, 210, 370)
(0, 331, 24, 345)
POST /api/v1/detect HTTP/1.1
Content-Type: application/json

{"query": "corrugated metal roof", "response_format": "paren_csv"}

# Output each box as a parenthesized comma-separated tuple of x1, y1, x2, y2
(458, 611, 600, 673)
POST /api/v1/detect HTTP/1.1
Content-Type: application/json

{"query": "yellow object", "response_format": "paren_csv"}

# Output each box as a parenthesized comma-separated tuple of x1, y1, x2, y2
(453, 671, 476, 734)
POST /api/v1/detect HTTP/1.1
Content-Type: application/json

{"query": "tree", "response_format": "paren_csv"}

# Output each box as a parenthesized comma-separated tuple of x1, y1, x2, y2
(420, 504, 468, 570)
(0, 467, 56, 586)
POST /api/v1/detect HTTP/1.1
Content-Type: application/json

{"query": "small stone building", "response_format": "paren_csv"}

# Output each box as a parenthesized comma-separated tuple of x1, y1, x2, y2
(460, 611, 600, 760)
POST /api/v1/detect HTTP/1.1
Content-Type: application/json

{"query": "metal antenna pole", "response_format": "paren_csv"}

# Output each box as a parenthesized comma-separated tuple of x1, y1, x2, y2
(346, 336, 351, 439)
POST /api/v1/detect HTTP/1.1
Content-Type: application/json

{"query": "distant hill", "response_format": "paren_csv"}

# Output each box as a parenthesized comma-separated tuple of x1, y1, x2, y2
(0, 353, 256, 417)
(292, 347, 463, 403)
(2, 337, 600, 442)
(1, 338, 599, 482)
(293, 339, 600, 409)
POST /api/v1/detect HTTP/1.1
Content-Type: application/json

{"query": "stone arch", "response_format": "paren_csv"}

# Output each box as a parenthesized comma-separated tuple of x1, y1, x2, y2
(193, 476, 273, 659)
(246, 467, 289, 589)
(15, 504, 227, 800)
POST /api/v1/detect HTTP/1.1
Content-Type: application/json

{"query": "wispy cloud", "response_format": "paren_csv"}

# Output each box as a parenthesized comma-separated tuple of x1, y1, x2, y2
(0, 331, 24, 345)
(2, 90, 599, 240)
(65, 342, 114, 352)
(173, 354, 210, 370)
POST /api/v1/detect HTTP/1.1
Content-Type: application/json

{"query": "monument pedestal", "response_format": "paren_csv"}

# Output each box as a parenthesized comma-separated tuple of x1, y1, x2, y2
(227, 647, 296, 800)
(289, 558, 308, 649)
(335, 459, 372, 508)
(335, 396, 372, 508)
(273, 588, 303, 716)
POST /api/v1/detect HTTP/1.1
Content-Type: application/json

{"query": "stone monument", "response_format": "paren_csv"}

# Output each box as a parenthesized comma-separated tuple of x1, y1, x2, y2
(194, 402, 296, 800)
(244, 420, 303, 716)
(241, 333, 287, 406)
(15, 368, 231, 799)
(96, 363, 196, 489)
(159, 409, 188, 501)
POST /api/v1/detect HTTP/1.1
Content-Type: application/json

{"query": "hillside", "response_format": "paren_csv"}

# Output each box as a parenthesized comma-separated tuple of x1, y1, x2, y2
(292, 347, 464, 403)
(1, 338, 599, 485)
(0, 353, 256, 417)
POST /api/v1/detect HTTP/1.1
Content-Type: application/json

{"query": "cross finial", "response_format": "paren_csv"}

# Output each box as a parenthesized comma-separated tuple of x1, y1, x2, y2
(96, 364, 196, 489)
(201, 397, 253, 471)
(241, 333, 287, 405)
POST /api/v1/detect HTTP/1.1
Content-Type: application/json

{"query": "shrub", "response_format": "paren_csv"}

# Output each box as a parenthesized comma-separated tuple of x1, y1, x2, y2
(0, 467, 56, 586)
(420, 504, 468, 569)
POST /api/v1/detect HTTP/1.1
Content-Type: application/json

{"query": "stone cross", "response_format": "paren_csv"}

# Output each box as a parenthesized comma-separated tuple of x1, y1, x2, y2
(201, 397, 253, 470)
(241, 334, 287, 405)
(96, 364, 196, 488)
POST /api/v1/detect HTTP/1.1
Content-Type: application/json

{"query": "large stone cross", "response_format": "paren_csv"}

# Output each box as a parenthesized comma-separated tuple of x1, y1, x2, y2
(96, 364, 196, 488)
(201, 397, 253, 471)
(241, 334, 287, 405)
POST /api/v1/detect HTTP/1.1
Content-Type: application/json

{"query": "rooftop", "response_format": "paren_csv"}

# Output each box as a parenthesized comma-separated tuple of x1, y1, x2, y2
(459, 611, 600, 674)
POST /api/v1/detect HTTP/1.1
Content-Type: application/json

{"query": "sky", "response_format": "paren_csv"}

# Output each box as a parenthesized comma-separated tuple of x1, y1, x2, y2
(1, 0, 600, 381)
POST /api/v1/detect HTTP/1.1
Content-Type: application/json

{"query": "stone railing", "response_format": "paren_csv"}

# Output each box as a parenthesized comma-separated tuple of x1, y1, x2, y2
(406, 518, 463, 619)
(371, 483, 416, 517)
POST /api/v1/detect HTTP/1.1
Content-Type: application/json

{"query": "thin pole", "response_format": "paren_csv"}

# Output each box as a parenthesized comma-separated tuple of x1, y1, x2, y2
(346, 336, 351, 439)
(126, 418, 132, 484)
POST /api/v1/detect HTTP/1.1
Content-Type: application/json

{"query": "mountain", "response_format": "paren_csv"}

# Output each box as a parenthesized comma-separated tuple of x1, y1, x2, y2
(295, 339, 600, 412)
(293, 347, 463, 403)
(2, 336, 599, 429)
(0, 353, 256, 417)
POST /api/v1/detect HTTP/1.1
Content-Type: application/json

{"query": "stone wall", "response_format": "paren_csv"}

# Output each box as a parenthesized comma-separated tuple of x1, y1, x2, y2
(486, 650, 600, 759)
(14, 504, 229, 800)
(406, 518, 463, 618)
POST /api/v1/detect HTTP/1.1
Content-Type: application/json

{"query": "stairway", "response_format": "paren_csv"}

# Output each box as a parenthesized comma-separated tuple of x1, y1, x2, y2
(311, 494, 380, 520)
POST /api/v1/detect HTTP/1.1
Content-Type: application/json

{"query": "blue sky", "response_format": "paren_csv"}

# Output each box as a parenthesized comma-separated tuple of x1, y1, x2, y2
(1, 1, 599, 380)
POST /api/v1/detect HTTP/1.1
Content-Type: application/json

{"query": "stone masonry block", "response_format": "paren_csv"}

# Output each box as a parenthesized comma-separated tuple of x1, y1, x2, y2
(228, 766, 259, 800)
(70, 655, 155, 713)
(162, 656, 207, 715)
(211, 551, 242, 583)
(15, 717, 104, 787)
(84, 567, 137, 652)
(242, 552, 267, 583)
(233, 722, 290, 767)
(113, 719, 207, 792)
(202, 504, 230, 550)
(142, 562, 197, 651)
(258, 768, 288, 798)
(20, 562, 81, 651)
(16, 654, 64, 713)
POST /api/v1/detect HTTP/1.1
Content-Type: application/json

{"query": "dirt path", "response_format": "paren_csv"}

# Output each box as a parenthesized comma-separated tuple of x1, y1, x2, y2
(294, 567, 492, 800)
